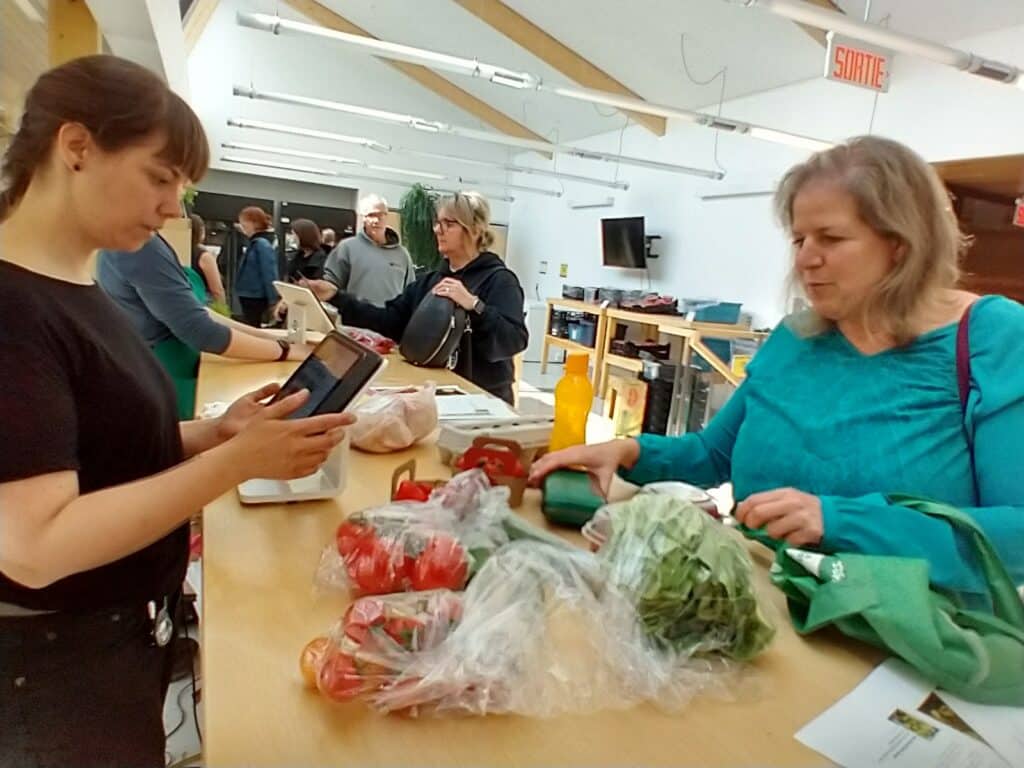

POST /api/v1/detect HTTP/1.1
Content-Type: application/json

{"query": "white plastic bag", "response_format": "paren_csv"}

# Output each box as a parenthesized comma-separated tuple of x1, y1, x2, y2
(350, 384, 438, 453)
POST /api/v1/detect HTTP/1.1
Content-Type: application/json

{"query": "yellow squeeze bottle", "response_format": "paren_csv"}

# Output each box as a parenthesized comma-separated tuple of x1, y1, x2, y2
(549, 354, 594, 451)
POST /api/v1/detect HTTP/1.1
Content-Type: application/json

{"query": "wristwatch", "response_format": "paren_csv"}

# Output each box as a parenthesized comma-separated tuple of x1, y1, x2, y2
(275, 339, 291, 361)
(471, 297, 486, 316)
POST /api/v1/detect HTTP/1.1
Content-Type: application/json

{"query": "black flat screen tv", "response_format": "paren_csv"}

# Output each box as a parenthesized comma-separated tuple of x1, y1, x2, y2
(601, 216, 645, 268)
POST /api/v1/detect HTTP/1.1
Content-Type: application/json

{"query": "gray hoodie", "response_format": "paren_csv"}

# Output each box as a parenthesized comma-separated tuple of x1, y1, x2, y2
(323, 227, 415, 307)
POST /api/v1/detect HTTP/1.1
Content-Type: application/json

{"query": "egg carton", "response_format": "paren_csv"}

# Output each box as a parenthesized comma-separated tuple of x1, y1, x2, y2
(437, 416, 554, 467)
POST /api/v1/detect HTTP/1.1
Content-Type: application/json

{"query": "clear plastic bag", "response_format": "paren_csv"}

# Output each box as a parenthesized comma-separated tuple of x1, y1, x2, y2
(368, 541, 752, 717)
(299, 590, 464, 703)
(341, 325, 396, 355)
(316, 472, 511, 597)
(350, 384, 438, 453)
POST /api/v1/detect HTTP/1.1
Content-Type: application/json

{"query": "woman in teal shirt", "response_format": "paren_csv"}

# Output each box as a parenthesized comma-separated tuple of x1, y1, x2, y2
(531, 136, 1023, 600)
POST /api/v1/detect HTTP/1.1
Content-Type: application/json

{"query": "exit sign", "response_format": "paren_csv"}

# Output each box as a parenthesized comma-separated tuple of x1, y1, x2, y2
(825, 32, 891, 93)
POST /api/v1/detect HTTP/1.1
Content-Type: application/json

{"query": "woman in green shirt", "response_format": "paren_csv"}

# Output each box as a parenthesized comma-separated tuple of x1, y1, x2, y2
(531, 136, 1024, 600)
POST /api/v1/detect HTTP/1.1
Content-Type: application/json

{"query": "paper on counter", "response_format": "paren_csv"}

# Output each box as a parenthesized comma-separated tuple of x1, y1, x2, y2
(796, 659, 1016, 768)
(436, 394, 518, 421)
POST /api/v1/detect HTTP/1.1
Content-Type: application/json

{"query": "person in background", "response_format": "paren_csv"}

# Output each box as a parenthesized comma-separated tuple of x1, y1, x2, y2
(306, 193, 414, 307)
(0, 54, 353, 768)
(328, 191, 527, 403)
(188, 212, 226, 306)
(530, 136, 1024, 600)
(321, 226, 337, 252)
(285, 218, 327, 283)
(235, 205, 280, 326)
(99, 233, 311, 419)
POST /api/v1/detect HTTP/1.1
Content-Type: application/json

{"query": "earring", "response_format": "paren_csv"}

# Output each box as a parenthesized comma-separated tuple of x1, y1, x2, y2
(73, 164, 82, 171)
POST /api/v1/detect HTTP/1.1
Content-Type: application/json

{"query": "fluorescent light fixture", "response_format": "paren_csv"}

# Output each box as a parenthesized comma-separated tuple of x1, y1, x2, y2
(227, 117, 390, 152)
(399, 148, 629, 190)
(237, 11, 832, 154)
(456, 177, 561, 198)
(223, 155, 335, 177)
(730, 0, 1022, 86)
(221, 141, 362, 166)
(366, 165, 446, 180)
(746, 127, 834, 152)
(237, 12, 538, 88)
(234, 86, 724, 179)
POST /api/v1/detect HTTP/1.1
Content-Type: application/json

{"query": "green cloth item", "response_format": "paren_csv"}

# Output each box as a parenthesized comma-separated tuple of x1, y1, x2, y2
(151, 266, 207, 420)
(771, 496, 1024, 705)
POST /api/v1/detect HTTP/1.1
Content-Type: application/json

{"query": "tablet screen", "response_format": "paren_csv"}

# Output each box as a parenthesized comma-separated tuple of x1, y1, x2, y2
(275, 334, 379, 419)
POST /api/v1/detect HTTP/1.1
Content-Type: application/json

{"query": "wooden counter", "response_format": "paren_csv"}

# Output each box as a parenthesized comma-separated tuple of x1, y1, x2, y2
(196, 354, 880, 767)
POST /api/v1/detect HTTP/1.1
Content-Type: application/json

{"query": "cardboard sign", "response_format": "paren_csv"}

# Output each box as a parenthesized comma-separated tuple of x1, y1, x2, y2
(825, 32, 891, 93)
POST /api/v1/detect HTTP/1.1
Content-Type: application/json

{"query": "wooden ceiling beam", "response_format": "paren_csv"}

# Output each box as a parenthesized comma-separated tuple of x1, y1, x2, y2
(453, 0, 665, 136)
(184, 0, 221, 55)
(283, 0, 552, 152)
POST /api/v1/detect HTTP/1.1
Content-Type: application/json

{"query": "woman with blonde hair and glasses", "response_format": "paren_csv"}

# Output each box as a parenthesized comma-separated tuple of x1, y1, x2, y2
(328, 190, 527, 403)
(531, 136, 1024, 598)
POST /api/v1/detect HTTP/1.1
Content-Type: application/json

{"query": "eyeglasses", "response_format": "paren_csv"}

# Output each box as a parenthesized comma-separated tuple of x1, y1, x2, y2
(434, 217, 463, 232)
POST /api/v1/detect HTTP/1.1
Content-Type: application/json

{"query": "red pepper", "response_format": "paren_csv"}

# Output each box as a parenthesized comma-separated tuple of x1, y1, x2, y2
(393, 480, 434, 502)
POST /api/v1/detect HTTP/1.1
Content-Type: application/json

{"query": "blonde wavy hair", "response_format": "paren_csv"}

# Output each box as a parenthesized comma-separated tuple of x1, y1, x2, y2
(775, 136, 970, 344)
(438, 191, 494, 253)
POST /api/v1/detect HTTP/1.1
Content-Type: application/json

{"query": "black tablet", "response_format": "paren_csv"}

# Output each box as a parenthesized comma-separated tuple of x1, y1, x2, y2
(271, 332, 387, 419)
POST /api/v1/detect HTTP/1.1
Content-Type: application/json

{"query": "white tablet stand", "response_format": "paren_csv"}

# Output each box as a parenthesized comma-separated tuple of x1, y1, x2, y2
(285, 302, 312, 346)
(237, 435, 350, 504)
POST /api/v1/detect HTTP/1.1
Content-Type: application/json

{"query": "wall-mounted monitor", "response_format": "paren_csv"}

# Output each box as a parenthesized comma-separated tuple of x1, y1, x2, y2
(601, 216, 646, 269)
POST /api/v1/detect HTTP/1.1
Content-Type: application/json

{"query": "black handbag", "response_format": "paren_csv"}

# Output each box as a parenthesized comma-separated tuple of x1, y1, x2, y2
(399, 265, 506, 369)
(399, 292, 470, 368)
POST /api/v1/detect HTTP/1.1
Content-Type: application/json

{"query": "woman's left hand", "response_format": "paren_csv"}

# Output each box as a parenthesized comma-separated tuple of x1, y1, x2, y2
(433, 278, 477, 310)
(216, 383, 283, 443)
(734, 488, 824, 547)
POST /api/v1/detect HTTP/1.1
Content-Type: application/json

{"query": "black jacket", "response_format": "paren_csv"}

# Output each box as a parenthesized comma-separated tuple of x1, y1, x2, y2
(285, 247, 327, 282)
(332, 252, 528, 402)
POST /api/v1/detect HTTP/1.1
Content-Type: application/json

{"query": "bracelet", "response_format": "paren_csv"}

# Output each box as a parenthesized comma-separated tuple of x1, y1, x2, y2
(275, 339, 291, 361)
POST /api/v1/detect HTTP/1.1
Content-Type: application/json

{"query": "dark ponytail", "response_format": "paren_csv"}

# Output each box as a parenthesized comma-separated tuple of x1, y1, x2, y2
(0, 55, 209, 221)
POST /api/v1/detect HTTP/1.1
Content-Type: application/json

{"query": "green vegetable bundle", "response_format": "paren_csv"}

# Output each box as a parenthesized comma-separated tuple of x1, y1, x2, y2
(600, 495, 775, 661)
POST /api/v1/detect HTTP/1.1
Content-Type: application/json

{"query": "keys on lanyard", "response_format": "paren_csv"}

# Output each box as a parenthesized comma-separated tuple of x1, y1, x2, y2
(147, 597, 174, 647)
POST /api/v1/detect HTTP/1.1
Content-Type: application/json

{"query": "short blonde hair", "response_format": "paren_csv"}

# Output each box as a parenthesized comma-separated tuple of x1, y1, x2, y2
(775, 136, 969, 344)
(358, 193, 388, 216)
(437, 191, 494, 252)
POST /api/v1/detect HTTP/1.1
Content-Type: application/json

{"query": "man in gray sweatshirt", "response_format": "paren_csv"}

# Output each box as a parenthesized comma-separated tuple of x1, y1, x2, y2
(309, 194, 415, 307)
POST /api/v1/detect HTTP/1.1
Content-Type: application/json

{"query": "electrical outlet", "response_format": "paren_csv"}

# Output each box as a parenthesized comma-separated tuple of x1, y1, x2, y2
(559, 263, 568, 278)
(539, 260, 548, 274)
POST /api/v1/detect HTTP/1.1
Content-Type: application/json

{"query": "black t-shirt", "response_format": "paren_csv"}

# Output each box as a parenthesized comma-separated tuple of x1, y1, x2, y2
(0, 261, 189, 612)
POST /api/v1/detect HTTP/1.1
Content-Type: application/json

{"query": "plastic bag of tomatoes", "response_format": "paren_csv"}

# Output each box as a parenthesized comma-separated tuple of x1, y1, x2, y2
(299, 590, 464, 704)
(316, 474, 511, 597)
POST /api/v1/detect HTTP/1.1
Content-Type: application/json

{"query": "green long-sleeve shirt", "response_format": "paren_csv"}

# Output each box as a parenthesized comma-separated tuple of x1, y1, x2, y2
(621, 295, 1024, 599)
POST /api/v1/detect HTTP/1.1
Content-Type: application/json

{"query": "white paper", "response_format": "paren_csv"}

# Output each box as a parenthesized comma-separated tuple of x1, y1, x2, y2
(436, 395, 517, 421)
(938, 692, 1024, 766)
(796, 659, 1012, 768)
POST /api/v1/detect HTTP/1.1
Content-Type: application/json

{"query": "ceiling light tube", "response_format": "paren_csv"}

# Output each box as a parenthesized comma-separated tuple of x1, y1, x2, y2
(238, 12, 831, 154)
(237, 12, 538, 88)
(455, 177, 562, 198)
(399, 148, 629, 190)
(730, 0, 1021, 85)
(234, 86, 723, 179)
(227, 117, 390, 152)
(366, 165, 446, 180)
(220, 155, 517, 203)
(221, 141, 363, 165)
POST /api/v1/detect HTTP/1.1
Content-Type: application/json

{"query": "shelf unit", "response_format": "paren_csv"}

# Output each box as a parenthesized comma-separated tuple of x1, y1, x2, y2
(540, 298, 608, 388)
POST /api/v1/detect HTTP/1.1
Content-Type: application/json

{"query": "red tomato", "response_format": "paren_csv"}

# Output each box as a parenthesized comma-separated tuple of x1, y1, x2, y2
(382, 616, 424, 649)
(350, 540, 410, 595)
(343, 597, 386, 644)
(411, 536, 468, 591)
(299, 636, 331, 690)
(316, 651, 363, 702)
(393, 480, 433, 502)
(336, 520, 375, 558)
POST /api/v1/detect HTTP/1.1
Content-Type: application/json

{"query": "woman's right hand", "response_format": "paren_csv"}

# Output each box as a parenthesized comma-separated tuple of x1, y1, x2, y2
(300, 278, 338, 302)
(527, 439, 640, 499)
(224, 389, 356, 480)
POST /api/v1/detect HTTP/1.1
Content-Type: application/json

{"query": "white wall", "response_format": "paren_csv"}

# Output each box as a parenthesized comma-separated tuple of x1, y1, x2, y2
(506, 24, 1024, 326)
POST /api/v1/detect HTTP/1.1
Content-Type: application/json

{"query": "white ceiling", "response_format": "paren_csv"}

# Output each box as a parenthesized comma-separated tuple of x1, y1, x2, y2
(187, 0, 1024, 190)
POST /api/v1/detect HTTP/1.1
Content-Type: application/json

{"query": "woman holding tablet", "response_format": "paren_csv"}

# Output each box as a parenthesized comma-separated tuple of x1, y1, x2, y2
(0, 55, 353, 767)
